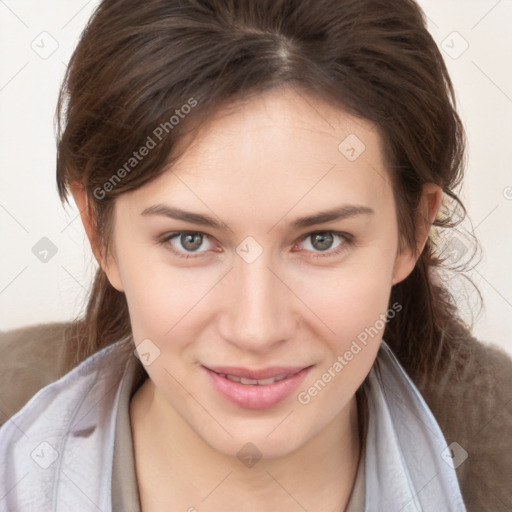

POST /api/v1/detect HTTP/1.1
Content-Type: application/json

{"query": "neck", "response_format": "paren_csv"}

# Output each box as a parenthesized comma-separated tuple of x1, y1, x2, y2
(130, 379, 362, 512)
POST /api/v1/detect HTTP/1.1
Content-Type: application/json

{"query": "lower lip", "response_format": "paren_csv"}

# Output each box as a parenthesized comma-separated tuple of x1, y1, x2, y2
(203, 366, 313, 409)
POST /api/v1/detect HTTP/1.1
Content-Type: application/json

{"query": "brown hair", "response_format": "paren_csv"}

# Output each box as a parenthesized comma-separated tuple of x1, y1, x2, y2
(56, 0, 476, 400)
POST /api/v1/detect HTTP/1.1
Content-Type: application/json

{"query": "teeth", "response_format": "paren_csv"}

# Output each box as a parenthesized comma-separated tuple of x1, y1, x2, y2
(256, 377, 279, 385)
(220, 373, 289, 385)
(240, 377, 259, 385)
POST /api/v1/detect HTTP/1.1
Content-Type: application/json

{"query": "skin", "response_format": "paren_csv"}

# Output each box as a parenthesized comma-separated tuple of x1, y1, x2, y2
(72, 85, 442, 511)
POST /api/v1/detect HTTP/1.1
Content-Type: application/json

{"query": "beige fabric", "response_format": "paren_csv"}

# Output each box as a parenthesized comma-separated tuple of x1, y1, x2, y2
(346, 438, 365, 511)
(1, 321, 511, 510)
(111, 354, 143, 512)
(0, 322, 69, 424)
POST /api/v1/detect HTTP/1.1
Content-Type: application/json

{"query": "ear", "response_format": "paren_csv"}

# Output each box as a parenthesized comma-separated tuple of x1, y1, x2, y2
(69, 181, 125, 292)
(392, 183, 443, 285)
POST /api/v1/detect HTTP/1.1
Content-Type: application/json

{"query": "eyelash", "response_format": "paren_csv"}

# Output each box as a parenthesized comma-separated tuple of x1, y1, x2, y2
(156, 230, 353, 260)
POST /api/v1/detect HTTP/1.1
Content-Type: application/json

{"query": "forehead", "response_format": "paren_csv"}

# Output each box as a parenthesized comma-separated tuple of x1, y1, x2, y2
(174, 86, 384, 172)
(119, 86, 393, 222)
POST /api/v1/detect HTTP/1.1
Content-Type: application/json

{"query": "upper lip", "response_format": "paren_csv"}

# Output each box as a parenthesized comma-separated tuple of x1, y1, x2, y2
(204, 365, 312, 380)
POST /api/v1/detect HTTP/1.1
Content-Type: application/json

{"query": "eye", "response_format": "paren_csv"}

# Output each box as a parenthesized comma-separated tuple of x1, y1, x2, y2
(158, 231, 215, 258)
(296, 231, 351, 258)
(157, 230, 352, 260)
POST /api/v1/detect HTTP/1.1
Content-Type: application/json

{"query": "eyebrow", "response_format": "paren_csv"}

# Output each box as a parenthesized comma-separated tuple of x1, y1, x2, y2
(140, 204, 374, 230)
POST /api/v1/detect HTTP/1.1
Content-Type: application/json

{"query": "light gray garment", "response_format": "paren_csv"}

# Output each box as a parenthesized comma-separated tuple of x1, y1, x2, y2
(0, 339, 466, 511)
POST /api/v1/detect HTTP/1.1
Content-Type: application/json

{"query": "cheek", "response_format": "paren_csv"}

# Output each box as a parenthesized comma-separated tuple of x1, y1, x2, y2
(125, 275, 188, 342)
(292, 252, 396, 339)
(113, 244, 180, 339)
(296, 264, 395, 412)
(118, 247, 219, 349)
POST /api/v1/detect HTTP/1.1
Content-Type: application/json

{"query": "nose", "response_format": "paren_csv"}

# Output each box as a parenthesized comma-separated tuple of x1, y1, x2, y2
(217, 250, 296, 353)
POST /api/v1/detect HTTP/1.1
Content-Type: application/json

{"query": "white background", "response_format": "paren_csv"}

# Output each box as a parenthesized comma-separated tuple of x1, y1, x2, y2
(1, 1, 511, 356)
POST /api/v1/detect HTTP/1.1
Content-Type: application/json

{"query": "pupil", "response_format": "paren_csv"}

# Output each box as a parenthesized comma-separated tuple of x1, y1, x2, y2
(312, 233, 333, 251)
(182, 233, 202, 251)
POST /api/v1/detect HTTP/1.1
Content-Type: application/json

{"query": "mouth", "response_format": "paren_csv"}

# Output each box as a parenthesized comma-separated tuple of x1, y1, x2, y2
(202, 364, 314, 409)
(206, 365, 308, 381)
(213, 372, 292, 386)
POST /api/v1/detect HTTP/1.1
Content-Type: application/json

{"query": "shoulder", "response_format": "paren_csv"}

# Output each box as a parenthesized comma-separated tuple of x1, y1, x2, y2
(414, 327, 512, 511)
(0, 339, 131, 509)
(0, 321, 73, 426)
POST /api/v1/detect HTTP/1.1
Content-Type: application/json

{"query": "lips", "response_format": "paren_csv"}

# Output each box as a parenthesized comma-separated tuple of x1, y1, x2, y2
(202, 364, 313, 409)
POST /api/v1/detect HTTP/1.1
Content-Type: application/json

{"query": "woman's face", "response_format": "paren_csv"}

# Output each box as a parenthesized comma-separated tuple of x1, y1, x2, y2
(103, 86, 418, 458)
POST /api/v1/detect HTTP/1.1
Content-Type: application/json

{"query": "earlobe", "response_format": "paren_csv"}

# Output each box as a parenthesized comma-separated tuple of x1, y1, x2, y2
(69, 181, 125, 292)
(101, 253, 125, 293)
(391, 183, 443, 286)
(391, 248, 417, 286)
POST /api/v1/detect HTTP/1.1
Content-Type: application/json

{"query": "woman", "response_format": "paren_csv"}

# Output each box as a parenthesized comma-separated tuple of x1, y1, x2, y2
(1, 0, 511, 511)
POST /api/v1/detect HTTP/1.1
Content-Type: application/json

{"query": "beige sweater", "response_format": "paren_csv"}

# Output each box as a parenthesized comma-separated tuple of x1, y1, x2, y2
(1, 322, 511, 511)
